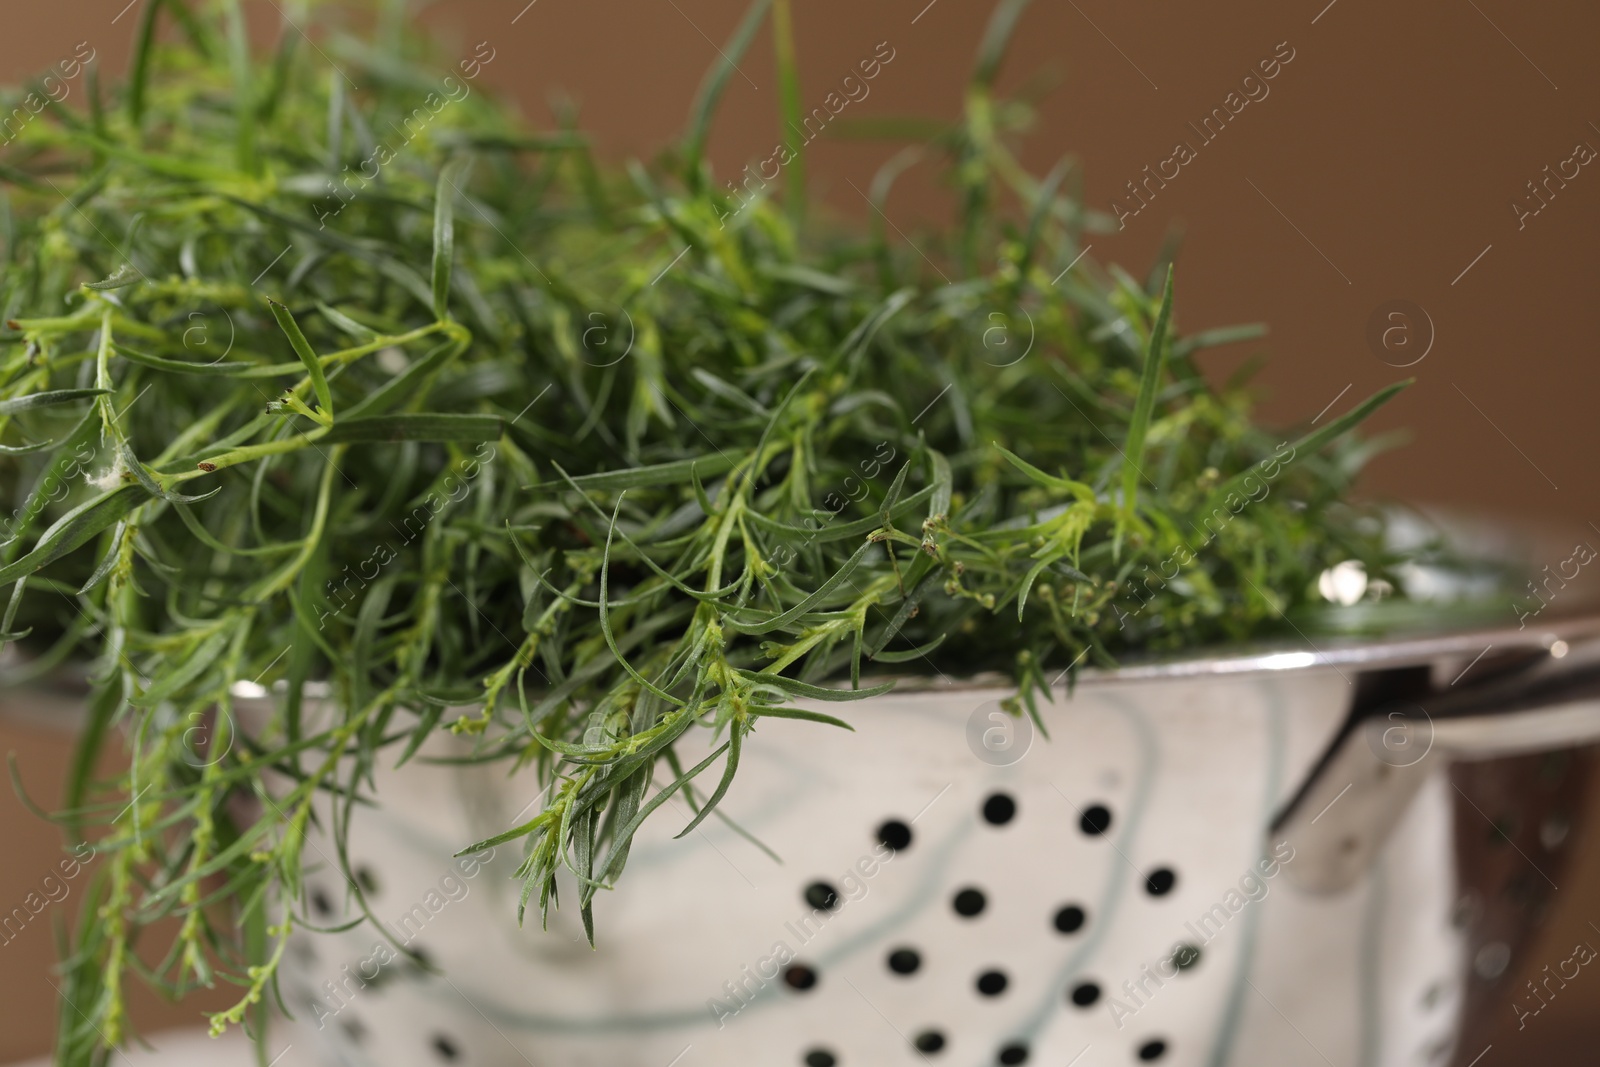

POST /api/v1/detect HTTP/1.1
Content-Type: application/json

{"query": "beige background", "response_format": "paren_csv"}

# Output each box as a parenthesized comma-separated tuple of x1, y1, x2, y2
(3, 0, 1599, 1061)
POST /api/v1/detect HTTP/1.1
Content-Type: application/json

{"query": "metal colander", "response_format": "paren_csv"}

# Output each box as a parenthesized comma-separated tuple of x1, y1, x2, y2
(258, 617, 1600, 1067)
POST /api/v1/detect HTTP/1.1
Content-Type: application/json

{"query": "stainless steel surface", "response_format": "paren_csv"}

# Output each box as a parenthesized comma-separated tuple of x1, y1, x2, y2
(1272, 619, 1600, 893)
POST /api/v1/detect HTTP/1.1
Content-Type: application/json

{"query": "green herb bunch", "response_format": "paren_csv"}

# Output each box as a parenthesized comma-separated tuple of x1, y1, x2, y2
(0, 0, 1411, 1059)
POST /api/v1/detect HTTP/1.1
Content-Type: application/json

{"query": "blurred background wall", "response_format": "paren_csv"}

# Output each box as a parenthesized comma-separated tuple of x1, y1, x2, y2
(2, 0, 1598, 1062)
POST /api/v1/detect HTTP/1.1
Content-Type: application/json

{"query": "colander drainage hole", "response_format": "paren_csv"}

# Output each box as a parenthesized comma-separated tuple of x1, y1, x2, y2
(998, 1041, 1029, 1064)
(803, 1049, 836, 1067)
(804, 882, 841, 910)
(878, 819, 913, 851)
(1069, 981, 1101, 1007)
(310, 887, 333, 918)
(784, 964, 819, 991)
(887, 947, 921, 975)
(1144, 868, 1177, 897)
(952, 887, 987, 917)
(1137, 1038, 1168, 1061)
(982, 793, 1017, 825)
(1079, 804, 1113, 836)
(913, 1031, 945, 1053)
(976, 969, 1009, 996)
(1053, 904, 1086, 934)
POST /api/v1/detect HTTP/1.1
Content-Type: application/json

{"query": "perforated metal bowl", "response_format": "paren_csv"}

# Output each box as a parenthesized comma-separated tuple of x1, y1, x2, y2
(261, 615, 1600, 1067)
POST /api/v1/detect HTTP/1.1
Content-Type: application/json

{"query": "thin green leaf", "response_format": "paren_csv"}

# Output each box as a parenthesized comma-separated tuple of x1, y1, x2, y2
(317, 302, 380, 343)
(342, 333, 469, 420)
(0, 389, 111, 416)
(114, 344, 257, 376)
(592, 740, 730, 887)
(752, 706, 854, 729)
(83, 265, 142, 291)
(994, 444, 1095, 501)
(268, 300, 333, 422)
(1205, 380, 1413, 512)
(870, 632, 946, 663)
(682, 0, 773, 187)
(540, 453, 737, 493)
(971, 0, 1032, 89)
(128, 0, 164, 128)
(770, 0, 805, 220)
(737, 670, 895, 701)
(131, 626, 235, 708)
(597, 497, 687, 708)
(1172, 323, 1267, 358)
(725, 540, 878, 635)
(1017, 549, 1061, 620)
(0, 485, 151, 587)
(673, 726, 743, 839)
(1121, 264, 1174, 514)
(432, 158, 468, 320)
(117, 438, 219, 504)
(454, 812, 554, 857)
(322, 413, 502, 444)
(223, 0, 255, 172)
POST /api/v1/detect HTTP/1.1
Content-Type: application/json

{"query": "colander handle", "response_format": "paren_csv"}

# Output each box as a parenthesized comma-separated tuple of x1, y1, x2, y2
(1272, 641, 1600, 894)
